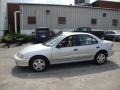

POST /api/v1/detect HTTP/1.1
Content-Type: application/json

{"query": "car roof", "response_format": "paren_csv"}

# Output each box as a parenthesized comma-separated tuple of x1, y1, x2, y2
(62, 32, 93, 36)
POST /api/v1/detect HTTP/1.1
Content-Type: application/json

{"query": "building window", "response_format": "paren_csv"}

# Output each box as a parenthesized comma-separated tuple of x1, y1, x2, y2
(75, 0, 78, 4)
(91, 18, 97, 25)
(28, 16, 36, 24)
(46, 10, 50, 14)
(75, 0, 85, 4)
(112, 19, 118, 26)
(58, 17, 66, 24)
(103, 13, 106, 17)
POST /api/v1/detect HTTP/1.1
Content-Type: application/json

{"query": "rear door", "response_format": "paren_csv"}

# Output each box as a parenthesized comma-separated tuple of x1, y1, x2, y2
(75, 34, 99, 60)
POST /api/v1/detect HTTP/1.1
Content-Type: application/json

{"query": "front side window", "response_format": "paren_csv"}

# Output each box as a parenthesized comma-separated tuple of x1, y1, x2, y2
(56, 35, 78, 48)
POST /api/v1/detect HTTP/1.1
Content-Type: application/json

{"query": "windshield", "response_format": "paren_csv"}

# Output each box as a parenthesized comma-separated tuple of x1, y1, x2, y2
(42, 34, 63, 47)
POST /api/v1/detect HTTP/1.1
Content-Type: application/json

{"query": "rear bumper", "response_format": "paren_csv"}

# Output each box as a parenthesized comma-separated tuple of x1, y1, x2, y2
(14, 54, 29, 66)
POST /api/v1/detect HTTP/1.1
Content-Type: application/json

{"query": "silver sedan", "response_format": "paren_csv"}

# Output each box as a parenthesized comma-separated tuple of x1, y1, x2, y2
(15, 32, 114, 72)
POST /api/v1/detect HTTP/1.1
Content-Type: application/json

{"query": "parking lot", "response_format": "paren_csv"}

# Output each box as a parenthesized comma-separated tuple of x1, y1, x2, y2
(0, 42, 120, 90)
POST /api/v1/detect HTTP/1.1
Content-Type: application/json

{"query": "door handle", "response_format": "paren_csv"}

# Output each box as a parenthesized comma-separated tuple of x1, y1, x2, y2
(96, 46, 100, 49)
(73, 49, 78, 51)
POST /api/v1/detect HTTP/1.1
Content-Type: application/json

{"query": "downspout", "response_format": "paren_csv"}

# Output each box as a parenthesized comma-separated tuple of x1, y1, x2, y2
(14, 11, 20, 33)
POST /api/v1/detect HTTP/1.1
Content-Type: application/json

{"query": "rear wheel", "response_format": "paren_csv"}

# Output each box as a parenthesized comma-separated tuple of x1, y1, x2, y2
(30, 56, 48, 72)
(94, 53, 107, 65)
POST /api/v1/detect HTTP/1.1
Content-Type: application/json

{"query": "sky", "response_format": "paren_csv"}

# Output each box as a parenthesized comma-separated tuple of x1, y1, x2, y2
(8, 0, 120, 5)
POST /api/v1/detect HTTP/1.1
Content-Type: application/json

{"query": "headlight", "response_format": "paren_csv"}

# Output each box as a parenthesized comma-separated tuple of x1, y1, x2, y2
(17, 53, 25, 59)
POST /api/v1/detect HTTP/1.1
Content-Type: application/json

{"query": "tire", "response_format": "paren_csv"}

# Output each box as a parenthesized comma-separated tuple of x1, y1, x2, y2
(29, 56, 48, 72)
(94, 53, 107, 65)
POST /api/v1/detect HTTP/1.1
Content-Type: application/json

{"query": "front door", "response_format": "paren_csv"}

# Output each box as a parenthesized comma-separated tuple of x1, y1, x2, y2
(52, 35, 80, 64)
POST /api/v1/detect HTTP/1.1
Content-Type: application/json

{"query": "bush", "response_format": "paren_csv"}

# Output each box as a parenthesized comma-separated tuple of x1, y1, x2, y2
(21, 35, 33, 43)
(1, 33, 33, 43)
(2, 33, 15, 42)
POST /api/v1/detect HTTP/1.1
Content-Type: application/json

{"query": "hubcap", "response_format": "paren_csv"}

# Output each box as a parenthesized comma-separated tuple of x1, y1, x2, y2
(33, 59, 45, 71)
(97, 54, 106, 64)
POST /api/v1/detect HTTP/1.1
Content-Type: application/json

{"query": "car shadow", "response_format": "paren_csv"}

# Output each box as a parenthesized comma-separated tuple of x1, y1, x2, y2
(11, 60, 119, 79)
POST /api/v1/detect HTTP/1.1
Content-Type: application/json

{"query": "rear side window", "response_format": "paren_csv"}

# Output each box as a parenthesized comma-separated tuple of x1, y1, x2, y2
(77, 35, 98, 46)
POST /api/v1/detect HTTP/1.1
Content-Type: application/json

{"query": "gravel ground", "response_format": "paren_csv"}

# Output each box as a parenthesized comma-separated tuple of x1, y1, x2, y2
(0, 42, 120, 90)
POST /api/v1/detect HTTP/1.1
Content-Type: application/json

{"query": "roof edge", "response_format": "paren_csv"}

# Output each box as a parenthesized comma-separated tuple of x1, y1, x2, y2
(7, 2, 120, 11)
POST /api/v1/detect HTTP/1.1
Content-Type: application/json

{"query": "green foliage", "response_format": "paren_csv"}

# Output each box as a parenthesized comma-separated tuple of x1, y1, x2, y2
(2, 33, 14, 41)
(3, 30, 9, 36)
(2, 33, 33, 43)
(21, 34, 33, 43)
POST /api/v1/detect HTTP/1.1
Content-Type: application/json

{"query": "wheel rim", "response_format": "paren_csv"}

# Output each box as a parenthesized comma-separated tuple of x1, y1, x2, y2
(97, 54, 106, 64)
(33, 59, 46, 71)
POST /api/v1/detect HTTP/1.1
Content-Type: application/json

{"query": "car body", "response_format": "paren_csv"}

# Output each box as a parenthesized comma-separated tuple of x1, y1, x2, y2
(104, 30, 120, 42)
(104, 34, 120, 42)
(105, 30, 120, 35)
(14, 32, 114, 71)
(34, 27, 55, 43)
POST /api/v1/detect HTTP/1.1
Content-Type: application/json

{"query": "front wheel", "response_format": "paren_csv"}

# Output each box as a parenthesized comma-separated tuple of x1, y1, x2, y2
(30, 57, 48, 72)
(94, 53, 107, 65)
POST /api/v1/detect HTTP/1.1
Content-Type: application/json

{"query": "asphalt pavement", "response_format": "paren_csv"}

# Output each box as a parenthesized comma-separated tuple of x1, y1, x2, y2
(0, 43, 120, 90)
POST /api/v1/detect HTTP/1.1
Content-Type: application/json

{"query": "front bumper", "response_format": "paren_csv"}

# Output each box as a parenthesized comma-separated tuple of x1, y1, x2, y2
(14, 54, 29, 66)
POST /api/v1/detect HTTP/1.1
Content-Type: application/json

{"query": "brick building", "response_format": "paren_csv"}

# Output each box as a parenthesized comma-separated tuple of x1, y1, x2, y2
(92, 0, 120, 9)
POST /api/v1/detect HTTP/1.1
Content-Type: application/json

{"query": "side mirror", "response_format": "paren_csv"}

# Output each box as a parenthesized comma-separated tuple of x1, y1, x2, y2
(56, 43, 63, 48)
